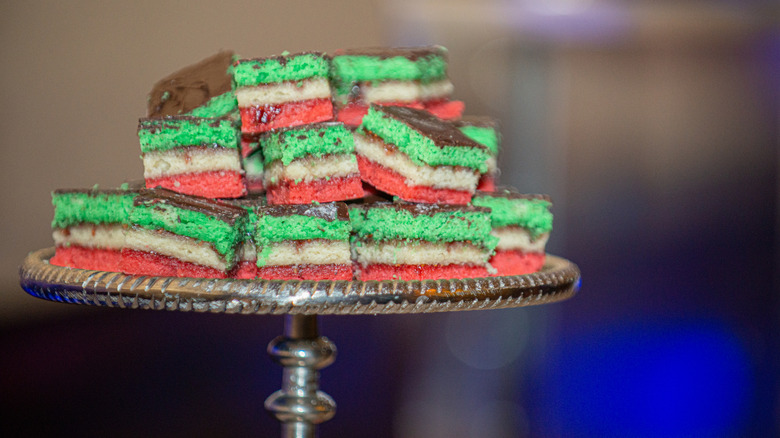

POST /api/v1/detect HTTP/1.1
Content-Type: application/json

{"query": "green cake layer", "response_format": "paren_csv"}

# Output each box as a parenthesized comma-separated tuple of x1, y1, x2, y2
(137, 116, 239, 153)
(457, 124, 499, 155)
(253, 203, 351, 265)
(254, 204, 351, 244)
(360, 105, 490, 173)
(261, 123, 355, 166)
(330, 46, 448, 97)
(130, 189, 248, 262)
(187, 92, 239, 118)
(349, 203, 497, 250)
(471, 192, 553, 238)
(52, 189, 137, 228)
(232, 52, 329, 87)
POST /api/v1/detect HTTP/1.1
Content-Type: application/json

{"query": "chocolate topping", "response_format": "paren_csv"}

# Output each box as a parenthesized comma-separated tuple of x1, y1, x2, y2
(453, 116, 499, 129)
(134, 188, 246, 225)
(332, 46, 446, 61)
(355, 201, 490, 216)
(138, 115, 235, 133)
(475, 188, 551, 202)
(235, 51, 325, 67)
(261, 202, 349, 222)
(261, 121, 345, 140)
(147, 51, 235, 118)
(371, 105, 487, 151)
(53, 188, 139, 196)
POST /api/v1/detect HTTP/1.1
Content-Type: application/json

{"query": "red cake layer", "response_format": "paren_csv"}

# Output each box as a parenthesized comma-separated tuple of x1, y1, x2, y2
(358, 263, 489, 281)
(477, 175, 496, 192)
(120, 249, 229, 278)
(335, 101, 425, 127)
(233, 260, 257, 279)
(256, 264, 353, 281)
(239, 98, 333, 133)
(246, 178, 264, 194)
(423, 99, 464, 120)
(356, 155, 472, 205)
(265, 175, 364, 205)
(51, 245, 122, 272)
(489, 250, 545, 276)
(145, 170, 247, 199)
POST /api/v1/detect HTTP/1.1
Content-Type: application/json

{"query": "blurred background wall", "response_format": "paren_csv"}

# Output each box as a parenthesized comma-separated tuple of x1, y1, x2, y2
(1, 1, 778, 437)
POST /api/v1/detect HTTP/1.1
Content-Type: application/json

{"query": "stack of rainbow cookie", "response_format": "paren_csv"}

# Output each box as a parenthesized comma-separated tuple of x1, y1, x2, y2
(49, 46, 552, 281)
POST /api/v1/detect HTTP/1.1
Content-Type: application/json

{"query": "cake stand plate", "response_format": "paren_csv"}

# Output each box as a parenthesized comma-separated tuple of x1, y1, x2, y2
(19, 247, 580, 437)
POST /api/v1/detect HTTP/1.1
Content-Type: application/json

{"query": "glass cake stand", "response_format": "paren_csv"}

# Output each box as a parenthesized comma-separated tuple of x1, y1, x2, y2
(19, 247, 580, 438)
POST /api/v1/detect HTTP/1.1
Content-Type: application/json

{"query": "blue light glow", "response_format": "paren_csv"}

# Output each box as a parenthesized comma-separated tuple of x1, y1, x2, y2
(546, 319, 753, 437)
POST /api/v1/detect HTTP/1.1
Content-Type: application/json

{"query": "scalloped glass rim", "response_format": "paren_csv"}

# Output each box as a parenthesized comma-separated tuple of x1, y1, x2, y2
(19, 247, 580, 315)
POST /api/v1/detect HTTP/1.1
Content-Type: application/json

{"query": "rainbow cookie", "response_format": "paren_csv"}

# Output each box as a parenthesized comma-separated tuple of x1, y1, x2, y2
(471, 190, 553, 276)
(120, 188, 248, 278)
(253, 203, 353, 280)
(330, 46, 464, 126)
(261, 122, 363, 204)
(232, 52, 333, 134)
(147, 50, 238, 119)
(349, 202, 497, 281)
(355, 104, 490, 204)
(50, 187, 138, 272)
(138, 116, 246, 199)
(454, 116, 500, 191)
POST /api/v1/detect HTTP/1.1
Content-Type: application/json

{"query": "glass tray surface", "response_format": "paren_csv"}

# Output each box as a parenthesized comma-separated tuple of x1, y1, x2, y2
(20, 247, 580, 315)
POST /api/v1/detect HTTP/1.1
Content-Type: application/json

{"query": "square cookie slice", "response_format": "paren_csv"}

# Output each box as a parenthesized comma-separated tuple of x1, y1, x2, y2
(253, 203, 353, 280)
(262, 122, 363, 204)
(50, 187, 138, 272)
(330, 46, 464, 126)
(350, 202, 497, 281)
(121, 188, 248, 278)
(138, 116, 246, 199)
(233, 52, 333, 134)
(472, 190, 553, 276)
(355, 104, 491, 204)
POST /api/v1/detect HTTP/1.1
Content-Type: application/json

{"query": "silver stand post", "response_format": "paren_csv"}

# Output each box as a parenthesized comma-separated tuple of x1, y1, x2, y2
(265, 314, 337, 438)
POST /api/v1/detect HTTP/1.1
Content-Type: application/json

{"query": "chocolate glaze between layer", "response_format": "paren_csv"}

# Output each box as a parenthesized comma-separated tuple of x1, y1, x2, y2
(134, 188, 246, 225)
(369, 105, 487, 151)
(147, 51, 234, 118)
(261, 202, 349, 222)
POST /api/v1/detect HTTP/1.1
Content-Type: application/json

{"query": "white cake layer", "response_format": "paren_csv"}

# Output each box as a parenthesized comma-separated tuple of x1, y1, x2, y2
(487, 156, 497, 173)
(143, 147, 243, 179)
(353, 240, 488, 266)
(264, 154, 359, 185)
(236, 78, 331, 107)
(358, 79, 454, 103)
(261, 240, 351, 266)
(493, 227, 550, 252)
(125, 227, 230, 271)
(53, 224, 125, 250)
(354, 132, 479, 190)
(237, 241, 257, 262)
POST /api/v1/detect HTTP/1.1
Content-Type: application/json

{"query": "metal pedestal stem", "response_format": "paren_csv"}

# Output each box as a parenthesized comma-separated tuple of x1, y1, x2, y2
(265, 315, 337, 438)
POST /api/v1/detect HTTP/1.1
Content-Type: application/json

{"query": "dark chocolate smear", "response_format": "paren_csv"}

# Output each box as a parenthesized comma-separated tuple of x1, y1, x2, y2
(352, 200, 490, 216)
(332, 46, 446, 61)
(452, 116, 500, 129)
(133, 188, 246, 225)
(261, 202, 349, 222)
(371, 105, 487, 151)
(475, 188, 551, 202)
(147, 50, 234, 118)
